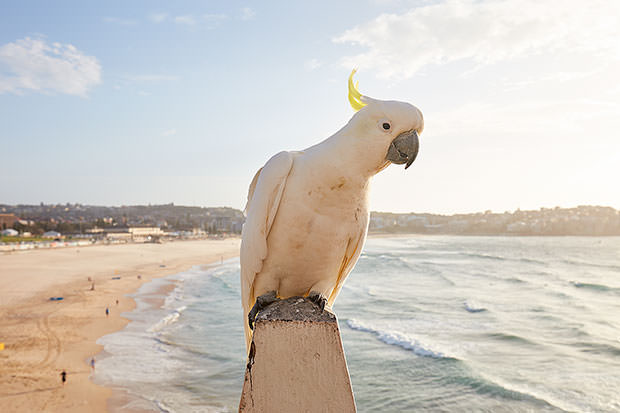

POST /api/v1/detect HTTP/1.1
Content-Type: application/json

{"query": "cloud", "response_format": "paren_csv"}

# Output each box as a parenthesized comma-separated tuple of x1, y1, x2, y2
(240, 7, 256, 21)
(127, 74, 179, 82)
(103, 16, 138, 26)
(149, 12, 228, 28)
(204, 13, 228, 26)
(149, 13, 168, 23)
(334, 0, 620, 79)
(174, 15, 196, 25)
(162, 129, 177, 137)
(502, 70, 601, 92)
(304, 58, 322, 71)
(0, 37, 101, 96)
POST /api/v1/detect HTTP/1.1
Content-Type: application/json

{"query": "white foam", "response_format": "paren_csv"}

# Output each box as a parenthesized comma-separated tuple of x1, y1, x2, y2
(148, 306, 187, 333)
(464, 300, 487, 313)
(346, 319, 448, 359)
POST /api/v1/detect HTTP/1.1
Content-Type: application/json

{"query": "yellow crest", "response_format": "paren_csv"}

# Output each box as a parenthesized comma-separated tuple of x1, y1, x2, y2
(348, 69, 367, 111)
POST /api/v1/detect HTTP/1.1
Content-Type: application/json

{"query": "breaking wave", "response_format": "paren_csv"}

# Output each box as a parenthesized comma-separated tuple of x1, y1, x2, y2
(346, 319, 452, 359)
(148, 306, 187, 333)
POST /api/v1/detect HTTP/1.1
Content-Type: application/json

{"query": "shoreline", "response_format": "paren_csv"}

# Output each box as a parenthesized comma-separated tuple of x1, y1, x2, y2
(103, 278, 179, 413)
(0, 239, 240, 412)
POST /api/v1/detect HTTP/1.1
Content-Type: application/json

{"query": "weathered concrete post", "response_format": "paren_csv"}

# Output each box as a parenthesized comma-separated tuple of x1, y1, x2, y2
(239, 296, 356, 412)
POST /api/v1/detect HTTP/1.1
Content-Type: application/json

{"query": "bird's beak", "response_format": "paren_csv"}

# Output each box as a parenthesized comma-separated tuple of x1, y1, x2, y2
(385, 129, 419, 169)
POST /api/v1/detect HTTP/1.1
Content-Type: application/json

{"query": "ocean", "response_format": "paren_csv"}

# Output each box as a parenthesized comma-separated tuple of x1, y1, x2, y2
(94, 236, 620, 412)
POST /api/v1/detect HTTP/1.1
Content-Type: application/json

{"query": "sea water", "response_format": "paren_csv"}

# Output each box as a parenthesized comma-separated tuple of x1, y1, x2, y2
(95, 236, 620, 412)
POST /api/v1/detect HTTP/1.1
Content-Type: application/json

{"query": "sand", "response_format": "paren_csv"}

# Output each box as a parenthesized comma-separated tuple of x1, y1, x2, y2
(0, 238, 240, 412)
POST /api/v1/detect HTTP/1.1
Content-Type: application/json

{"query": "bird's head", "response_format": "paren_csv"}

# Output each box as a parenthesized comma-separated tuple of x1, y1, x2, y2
(347, 70, 424, 173)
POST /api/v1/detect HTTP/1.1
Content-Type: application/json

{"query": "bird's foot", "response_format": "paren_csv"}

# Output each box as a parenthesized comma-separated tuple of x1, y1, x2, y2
(308, 291, 327, 312)
(248, 290, 280, 330)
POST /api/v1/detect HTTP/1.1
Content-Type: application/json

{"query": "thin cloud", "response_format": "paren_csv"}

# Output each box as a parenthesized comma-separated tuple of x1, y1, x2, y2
(162, 129, 177, 137)
(204, 13, 227, 22)
(149, 13, 168, 23)
(204, 13, 228, 26)
(304, 58, 322, 71)
(103, 16, 138, 26)
(127, 74, 179, 82)
(174, 15, 196, 25)
(503, 70, 601, 92)
(149, 12, 227, 27)
(0, 37, 101, 96)
(240, 7, 256, 21)
(334, 0, 620, 79)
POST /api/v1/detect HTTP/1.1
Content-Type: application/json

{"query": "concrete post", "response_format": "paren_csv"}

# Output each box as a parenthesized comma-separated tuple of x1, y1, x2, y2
(239, 296, 356, 412)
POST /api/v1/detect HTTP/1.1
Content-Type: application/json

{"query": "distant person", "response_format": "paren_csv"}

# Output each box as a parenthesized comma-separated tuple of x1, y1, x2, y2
(105, 307, 109, 317)
(60, 370, 67, 386)
(90, 357, 95, 371)
(115, 299, 119, 306)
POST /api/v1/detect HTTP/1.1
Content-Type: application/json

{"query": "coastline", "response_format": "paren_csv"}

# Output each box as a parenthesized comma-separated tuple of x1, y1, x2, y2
(0, 239, 240, 412)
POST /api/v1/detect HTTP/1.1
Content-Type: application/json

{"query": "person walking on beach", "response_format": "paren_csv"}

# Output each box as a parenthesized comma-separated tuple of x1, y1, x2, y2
(90, 357, 96, 371)
(60, 370, 67, 386)
(105, 307, 109, 317)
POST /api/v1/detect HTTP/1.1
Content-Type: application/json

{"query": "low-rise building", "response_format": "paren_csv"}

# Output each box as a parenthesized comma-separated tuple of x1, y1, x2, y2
(0, 213, 18, 230)
(104, 226, 164, 242)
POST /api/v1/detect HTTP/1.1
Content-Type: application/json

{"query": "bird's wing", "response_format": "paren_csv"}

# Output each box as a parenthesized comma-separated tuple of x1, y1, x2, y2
(327, 227, 367, 307)
(240, 151, 294, 350)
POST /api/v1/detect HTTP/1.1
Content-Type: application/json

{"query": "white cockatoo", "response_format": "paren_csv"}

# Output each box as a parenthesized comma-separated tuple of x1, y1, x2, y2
(240, 70, 424, 351)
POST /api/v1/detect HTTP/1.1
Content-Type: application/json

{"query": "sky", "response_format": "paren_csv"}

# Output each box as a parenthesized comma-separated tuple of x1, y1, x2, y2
(1, 0, 619, 214)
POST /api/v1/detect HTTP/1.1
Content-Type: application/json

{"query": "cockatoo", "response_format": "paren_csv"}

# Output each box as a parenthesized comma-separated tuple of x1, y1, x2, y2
(240, 70, 424, 351)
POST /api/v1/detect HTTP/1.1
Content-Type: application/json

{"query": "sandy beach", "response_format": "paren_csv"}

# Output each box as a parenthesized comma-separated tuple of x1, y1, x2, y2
(0, 238, 240, 412)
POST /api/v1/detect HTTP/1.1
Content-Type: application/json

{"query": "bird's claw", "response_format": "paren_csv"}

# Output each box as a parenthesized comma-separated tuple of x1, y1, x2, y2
(248, 290, 279, 330)
(308, 291, 327, 312)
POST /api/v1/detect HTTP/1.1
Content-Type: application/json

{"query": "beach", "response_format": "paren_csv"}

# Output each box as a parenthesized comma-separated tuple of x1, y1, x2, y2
(0, 238, 240, 412)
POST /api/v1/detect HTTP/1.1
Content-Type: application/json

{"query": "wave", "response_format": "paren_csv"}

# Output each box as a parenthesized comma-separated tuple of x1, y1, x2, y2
(464, 300, 487, 313)
(458, 252, 547, 265)
(573, 341, 620, 357)
(346, 319, 565, 410)
(562, 259, 620, 271)
(152, 399, 175, 413)
(460, 252, 506, 261)
(468, 374, 576, 412)
(164, 283, 185, 308)
(505, 277, 526, 283)
(148, 306, 187, 333)
(570, 281, 620, 294)
(346, 319, 453, 359)
(484, 332, 536, 346)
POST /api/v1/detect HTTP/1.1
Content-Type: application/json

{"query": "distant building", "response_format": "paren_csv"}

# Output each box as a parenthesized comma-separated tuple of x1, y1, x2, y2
(104, 228, 132, 241)
(129, 226, 164, 242)
(0, 213, 18, 230)
(104, 226, 164, 242)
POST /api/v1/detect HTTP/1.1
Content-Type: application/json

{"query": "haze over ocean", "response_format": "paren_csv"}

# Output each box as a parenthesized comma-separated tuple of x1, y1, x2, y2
(96, 236, 620, 412)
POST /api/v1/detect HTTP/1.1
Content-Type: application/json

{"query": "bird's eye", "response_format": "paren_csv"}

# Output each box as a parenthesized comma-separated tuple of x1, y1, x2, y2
(382, 122, 391, 130)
